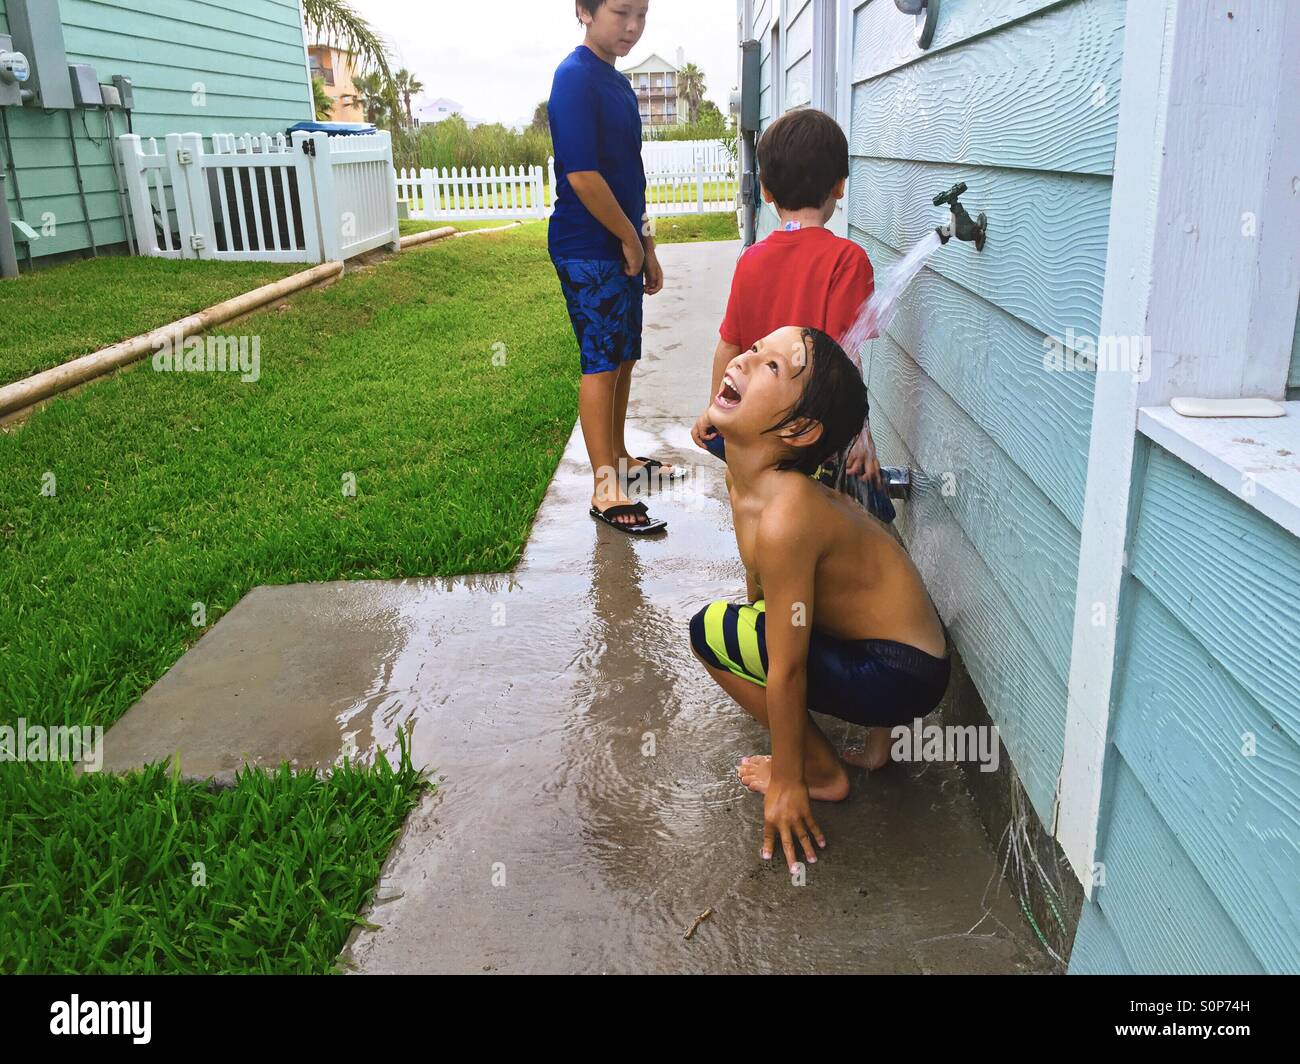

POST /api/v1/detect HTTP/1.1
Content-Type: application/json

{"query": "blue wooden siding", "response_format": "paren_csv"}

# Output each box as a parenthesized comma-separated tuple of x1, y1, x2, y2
(1069, 442, 1300, 974)
(1068, 899, 1134, 975)
(0, 0, 311, 259)
(851, 0, 1123, 824)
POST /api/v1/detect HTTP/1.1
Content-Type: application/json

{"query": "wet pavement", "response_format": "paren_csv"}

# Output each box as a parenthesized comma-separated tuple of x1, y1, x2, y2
(101, 239, 1052, 974)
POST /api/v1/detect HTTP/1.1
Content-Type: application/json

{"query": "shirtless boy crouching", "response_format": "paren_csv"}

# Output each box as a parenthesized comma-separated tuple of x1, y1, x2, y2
(689, 325, 950, 871)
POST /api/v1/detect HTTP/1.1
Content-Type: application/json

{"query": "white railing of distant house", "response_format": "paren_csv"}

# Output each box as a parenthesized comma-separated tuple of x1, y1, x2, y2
(118, 130, 399, 263)
(398, 146, 740, 224)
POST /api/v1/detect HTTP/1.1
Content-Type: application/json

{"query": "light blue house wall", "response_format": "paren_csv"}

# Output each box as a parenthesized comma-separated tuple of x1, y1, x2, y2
(0, 0, 312, 260)
(1069, 442, 1300, 974)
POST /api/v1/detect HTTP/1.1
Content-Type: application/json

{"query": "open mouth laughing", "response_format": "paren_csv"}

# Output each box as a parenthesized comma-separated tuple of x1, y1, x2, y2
(714, 372, 743, 409)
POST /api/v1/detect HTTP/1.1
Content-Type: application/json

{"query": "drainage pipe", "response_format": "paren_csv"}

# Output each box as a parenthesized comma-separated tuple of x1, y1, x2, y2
(0, 259, 343, 417)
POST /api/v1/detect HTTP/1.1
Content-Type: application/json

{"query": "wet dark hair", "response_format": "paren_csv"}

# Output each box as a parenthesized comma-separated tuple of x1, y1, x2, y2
(575, 0, 606, 18)
(756, 108, 849, 211)
(764, 328, 868, 475)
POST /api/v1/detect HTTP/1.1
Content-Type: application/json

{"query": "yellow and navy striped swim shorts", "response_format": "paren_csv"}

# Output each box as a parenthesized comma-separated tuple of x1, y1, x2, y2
(690, 599, 770, 686)
(689, 599, 952, 728)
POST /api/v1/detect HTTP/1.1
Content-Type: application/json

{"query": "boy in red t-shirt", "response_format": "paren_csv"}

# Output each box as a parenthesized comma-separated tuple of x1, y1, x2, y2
(691, 108, 880, 484)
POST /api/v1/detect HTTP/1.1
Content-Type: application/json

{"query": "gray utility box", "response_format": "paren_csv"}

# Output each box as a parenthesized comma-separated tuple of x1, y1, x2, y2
(738, 39, 761, 134)
(6, 0, 74, 109)
(69, 63, 102, 106)
(0, 35, 27, 107)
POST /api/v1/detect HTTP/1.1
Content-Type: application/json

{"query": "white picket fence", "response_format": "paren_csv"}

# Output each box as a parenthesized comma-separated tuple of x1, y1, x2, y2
(396, 164, 548, 221)
(119, 130, 399, 263)
(641, 138, 731, 171)
(398, 150, 739, 223)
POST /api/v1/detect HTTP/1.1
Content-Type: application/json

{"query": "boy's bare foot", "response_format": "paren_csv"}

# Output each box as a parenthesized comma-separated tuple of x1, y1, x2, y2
(736, 755, 850, 802)
(840, 726, 896, 771)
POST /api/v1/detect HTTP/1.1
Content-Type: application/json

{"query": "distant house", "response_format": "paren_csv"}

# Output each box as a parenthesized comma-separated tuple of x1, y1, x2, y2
(307, 44, 364, 123)
(0, 0, 312, 263)
(622, 53, 687, 128)
(413, 98, 481, 128)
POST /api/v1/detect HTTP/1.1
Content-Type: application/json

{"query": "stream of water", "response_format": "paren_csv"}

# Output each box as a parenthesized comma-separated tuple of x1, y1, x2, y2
(839, 228, 945, 361)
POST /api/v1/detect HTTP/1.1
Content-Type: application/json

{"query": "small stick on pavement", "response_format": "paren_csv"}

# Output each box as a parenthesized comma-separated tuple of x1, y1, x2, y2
(684, 908, 713, 941)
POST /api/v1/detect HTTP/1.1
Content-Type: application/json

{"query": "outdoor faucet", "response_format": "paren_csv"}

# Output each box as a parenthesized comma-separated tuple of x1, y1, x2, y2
(933, 183, 987, 251)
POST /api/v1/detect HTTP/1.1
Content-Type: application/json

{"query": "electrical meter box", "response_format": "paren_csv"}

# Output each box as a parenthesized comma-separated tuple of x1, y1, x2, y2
(0, 35, 31, 107)
(7, 0, 74, 109)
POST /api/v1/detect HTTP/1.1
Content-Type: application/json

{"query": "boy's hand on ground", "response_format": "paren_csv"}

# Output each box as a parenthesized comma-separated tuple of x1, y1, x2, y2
(622, 238, 646, 278)
(643, 248, 664, 295)
(691, 410, 718, 450)
(762, 779, 826, 872)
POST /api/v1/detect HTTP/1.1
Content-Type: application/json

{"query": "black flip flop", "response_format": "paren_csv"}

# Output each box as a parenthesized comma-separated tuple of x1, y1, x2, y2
(589, 500, 667, 535)
(627, 456, 686, 488)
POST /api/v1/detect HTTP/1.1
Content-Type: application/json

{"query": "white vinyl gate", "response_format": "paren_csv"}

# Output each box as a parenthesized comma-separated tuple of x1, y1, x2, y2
(119, 130, 399, 263)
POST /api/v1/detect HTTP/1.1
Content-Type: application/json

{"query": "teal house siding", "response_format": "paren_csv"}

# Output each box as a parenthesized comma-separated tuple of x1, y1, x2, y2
(850, 0, 1122, 825)
(0, 0, 312, 260)
(1069, 442, 1300, 974)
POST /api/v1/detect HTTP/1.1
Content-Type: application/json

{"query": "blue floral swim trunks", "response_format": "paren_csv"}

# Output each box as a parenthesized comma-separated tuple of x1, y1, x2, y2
(553, 258, 644, 375)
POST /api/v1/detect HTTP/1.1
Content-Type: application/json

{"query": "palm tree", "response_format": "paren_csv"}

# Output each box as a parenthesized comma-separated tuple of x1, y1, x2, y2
(677, 62, 706, 123)
(302, 0, 391, 79)
(312, 76, 334, 121)
(393, 68, 424, 126)
(302, 0, 399, 125)
(352, 72, 391, 127)
(531, 100, 549, 133)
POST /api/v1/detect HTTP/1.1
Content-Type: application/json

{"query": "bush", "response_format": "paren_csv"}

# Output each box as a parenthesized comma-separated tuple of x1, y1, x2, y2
(393, 115, 553, 172)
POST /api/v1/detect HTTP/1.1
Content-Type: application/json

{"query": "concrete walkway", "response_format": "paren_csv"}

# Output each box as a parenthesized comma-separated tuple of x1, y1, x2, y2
(101, 239, 1051, 974)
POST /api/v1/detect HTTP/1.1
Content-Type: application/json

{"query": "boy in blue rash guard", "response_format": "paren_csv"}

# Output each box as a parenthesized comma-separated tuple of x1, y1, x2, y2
(689, 326, 950, 871)
(549, 0, 676, 536)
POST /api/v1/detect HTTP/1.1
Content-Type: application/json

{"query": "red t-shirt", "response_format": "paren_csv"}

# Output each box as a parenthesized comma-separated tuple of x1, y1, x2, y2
(719, 226, 875, 352)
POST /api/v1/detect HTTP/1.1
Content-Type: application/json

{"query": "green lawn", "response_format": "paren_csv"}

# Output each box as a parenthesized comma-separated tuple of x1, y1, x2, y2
(3, 747, 425, 974)
(399, 218, 513, 235)
(0, 221, 578, 973)
(652, 213, 741, 244)
(645, 180, 739, 206)
(0, 257, 299, 388)
(400, 212, 740, 244)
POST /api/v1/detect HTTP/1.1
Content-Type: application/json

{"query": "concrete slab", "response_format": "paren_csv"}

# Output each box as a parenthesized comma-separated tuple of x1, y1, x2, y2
(99, 237, 1052, 974)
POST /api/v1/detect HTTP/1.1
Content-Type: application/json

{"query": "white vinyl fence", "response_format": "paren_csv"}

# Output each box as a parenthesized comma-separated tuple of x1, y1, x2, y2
(396, 164, 548, 221)
(398, 143, 739, 224)
(641, 138, 731, 171)
(119, 130, 399, 263)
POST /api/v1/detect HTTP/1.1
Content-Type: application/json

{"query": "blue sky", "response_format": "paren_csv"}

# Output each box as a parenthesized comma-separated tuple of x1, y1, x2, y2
(347, 0, 737, 127)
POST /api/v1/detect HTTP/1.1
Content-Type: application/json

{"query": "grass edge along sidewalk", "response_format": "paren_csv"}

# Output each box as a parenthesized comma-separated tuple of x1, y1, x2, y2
(0, 221, 578, 973)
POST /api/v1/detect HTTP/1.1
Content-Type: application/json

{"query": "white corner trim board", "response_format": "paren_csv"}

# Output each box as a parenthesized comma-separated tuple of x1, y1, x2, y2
(1057, 0, 1176, 892)
(1139, 404, 1300, 540)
